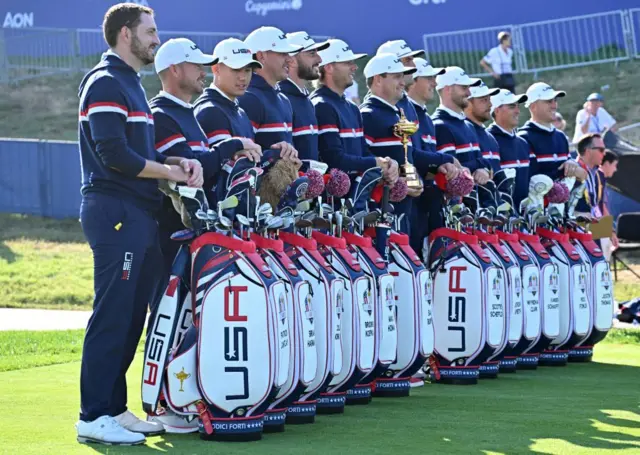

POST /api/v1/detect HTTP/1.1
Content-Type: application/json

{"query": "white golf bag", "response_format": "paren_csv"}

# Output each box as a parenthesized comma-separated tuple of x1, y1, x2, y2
(567, 230, 614, 362)
(427, 228, 505, 385)
(342, 230, 399, 397)
(537, 228, 591, 366)
(385, 232, 434, 384)
(311, 231, 376, 403)
(496, 231, 543, 370)
(252, 233, 318, 427)
(473, 231, 514, 377)
(280, 231, 346, 414)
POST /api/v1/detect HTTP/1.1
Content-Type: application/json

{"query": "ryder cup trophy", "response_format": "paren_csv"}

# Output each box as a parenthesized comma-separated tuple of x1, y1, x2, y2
(393, 108, 423, 191)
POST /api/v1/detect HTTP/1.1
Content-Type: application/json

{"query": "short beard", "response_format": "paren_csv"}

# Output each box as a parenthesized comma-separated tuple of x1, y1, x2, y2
(131, 34, 154, 66)
(298, 63, 319, 81)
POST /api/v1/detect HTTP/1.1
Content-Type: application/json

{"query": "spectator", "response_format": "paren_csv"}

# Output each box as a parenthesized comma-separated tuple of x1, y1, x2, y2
(343, 78, 361, 104)
(480, 31, 515, 93)
(573, 92, 617, 143)
(553, 112, 566, 132)
(599, 149, 620, 261)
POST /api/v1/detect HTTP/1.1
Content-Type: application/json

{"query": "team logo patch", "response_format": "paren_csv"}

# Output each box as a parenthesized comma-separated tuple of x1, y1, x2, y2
(424, 280, 432, 302)
(385, 283, 394, 311)
(601, 270, 611, 290)
(295, 182, 309, 198)
(514, 275, 522, 298)
(492, 273, 501, 300)
(549, 273, 559, 294)
(363, 289, 373, 316)
(528, 275, 538, 296)
(336, 289, 344, 319)
(578, 271, 587, 293)
(304, 293, 314, 323)
(278, 292, 287, 325)
(174, 367, 191, 392)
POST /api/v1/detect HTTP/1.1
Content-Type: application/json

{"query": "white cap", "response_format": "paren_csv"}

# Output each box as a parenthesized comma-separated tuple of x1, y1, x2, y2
(363, 53, 417, 78)
(318, 39, 367, 67)
(435, 66, 481, 91)
(244, 26, 303, 54)
(155, 38, 217, 74)
(286, 31, 330, 55)
(524, 82, 566, 108)
(468, 81, 500, 99)
(412, 57, 445, 78)
(490, 89, 528, 114)
(213, 38, 262, 69)
(376, 39, 425, 59)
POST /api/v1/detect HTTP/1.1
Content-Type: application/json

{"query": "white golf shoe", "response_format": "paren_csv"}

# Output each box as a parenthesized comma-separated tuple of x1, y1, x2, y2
(114, 410, 166, 436)
(76, 415, 146, 446)
(147, 411, 199, 434)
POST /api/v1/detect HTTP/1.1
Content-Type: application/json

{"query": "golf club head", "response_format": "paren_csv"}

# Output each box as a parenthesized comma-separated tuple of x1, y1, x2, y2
(295, 219, 313, 229)
(236, 214, 251, 226)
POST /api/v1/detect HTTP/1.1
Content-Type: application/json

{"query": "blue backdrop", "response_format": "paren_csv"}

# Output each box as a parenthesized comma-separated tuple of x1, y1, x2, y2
(3, 0, 640, 54)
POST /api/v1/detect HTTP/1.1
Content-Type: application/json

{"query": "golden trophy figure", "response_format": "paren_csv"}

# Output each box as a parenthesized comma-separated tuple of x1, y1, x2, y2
(393, 108, 423, 191)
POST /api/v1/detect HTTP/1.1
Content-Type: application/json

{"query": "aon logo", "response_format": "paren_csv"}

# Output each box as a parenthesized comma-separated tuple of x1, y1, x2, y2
(3, 12, 34, 28)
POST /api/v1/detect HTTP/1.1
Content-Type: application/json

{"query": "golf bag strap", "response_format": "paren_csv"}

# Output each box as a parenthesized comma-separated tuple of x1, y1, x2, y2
(567, 230, 592, 242)
(496, 231, 518, 242)
(253, 234, 284, 252)
(389, 232, 409, 245)
(473, 231, 498, 244)
(537, 228, 580, 260)
(191, 232, 256, 254)
(568, 231, 603, 257)
(474, 231, 512, 263)
(343, 231, 372, 248)
(280, 232, 317, 250)
(429, 227, 477, 244)
(312, 231, 347, 249)
(518, 232, 550, 258)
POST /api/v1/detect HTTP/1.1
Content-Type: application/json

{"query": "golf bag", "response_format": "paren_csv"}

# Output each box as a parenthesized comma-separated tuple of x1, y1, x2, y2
(496, 231, 543, 370)
(312, 230, 376, 404)
(537, 228, 591, 366)
(567, 230, 614, 361)
(427, 228, 504, 385)
(517, 231, 560, 368)
(384, 232, 434, 385)
(473, 231, 513, 376)
(280, 231, 347, 414)
(252, 233, 318, 426)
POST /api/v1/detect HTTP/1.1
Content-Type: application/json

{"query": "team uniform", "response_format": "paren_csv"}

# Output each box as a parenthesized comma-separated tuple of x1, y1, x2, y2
(238, 73, 294, 149)
(432, 107, 488, 172)
(279, 78, 320, 160)
(194, 86, 255, 145)
(487, 123, 531, 209)
(150, 91, 244, 277)
(517, 121, 569, 180)
(467, 120, 501, 173)
(77, 51, 166, 424)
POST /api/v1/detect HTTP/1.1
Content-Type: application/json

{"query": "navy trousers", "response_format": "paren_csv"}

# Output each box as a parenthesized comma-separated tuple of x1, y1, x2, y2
(79, 193, 163, 422)
(410, 185, 445, 263)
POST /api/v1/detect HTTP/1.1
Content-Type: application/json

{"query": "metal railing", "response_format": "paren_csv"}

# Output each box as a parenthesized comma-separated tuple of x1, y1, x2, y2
(423, 9, 639, 77)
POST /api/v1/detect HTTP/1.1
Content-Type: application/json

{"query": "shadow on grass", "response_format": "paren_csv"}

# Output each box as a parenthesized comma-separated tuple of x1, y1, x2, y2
(0, 242, 19, 263)
(81, 360, 640, 455)
(0, 213, 85, 243)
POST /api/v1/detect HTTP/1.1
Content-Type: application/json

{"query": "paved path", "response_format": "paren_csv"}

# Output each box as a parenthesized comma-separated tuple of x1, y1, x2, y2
(0, 308, 92, 331)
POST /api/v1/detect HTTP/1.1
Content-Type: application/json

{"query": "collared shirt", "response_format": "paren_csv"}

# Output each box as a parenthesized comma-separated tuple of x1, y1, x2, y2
(437, 104, 466, 120)
(483, 45, 514, 75)
(193, 85, 254, 145)
(279, 78, 319, 160)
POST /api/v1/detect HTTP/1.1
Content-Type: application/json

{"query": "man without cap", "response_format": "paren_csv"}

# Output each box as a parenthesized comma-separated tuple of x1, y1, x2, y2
(573, 92, 617, 143)
(76, 3, 203, 445)
(480, 31, 516, 93)
(432, 66, 491, 185)
(518, 82, 587, 182)
(238, 26, 300, 160)
(310, 39, 399, 182)
(150, 38, 261, 284)
(487, 89, 531, 209)
(361, 53, 458, 235)
(465, 82, 501, 174)
(278, 32, 330, 161)
(194, 38, 264, 153)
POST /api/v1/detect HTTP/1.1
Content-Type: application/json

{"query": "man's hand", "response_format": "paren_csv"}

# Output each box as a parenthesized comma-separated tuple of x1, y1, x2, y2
(473, 168, 491, 185)
(236, 138, 262, 162)
(406, 184, 423, 198)
(166, 165, 192, 185)
(272, 141, 299, 161)
(611, 232, 619, 250)
(179, 159, 204, 187)
(559, 160, 588, 180)
(438, 162, 460, 180)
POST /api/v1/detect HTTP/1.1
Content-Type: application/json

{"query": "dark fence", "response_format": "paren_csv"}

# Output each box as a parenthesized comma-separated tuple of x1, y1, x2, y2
(0, 138, 81, 218)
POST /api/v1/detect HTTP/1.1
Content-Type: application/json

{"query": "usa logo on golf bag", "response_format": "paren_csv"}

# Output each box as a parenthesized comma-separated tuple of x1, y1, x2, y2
(528, 275, 538, 295)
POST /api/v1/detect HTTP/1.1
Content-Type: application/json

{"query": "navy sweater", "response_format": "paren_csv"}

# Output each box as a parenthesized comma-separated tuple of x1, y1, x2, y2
(467, 120, 501, 173)
(310, 85, 378, 172)
(432, 108, 489, 173)
(487, 123, 531, 209)
(408, 97, 437, 153)
(517, 121, 569, 179)
(237, 73, 293, 149)
(193, 86, 255, 145)
(278, 78, 319, 161)
(78, 51, 165, 212)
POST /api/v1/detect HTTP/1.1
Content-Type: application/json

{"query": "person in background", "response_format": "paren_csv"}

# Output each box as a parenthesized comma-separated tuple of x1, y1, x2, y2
(598, 149, 620, 261)
(573, 92, 617, 143)
(553, 112, 567, 132)
(344, 78, 361, 104)
(480, 31, 515, 93)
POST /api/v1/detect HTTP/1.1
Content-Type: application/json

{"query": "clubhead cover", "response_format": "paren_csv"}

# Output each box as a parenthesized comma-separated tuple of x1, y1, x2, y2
(519, 174, 554, 215)
(257, 158, 301, 211)
(300, 159, 329, 175)
(348, 167, 383, 214)
(277, 176, 310, 211)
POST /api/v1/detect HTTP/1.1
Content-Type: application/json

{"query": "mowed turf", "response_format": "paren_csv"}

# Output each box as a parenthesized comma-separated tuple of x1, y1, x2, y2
(0, 334, 638, 455)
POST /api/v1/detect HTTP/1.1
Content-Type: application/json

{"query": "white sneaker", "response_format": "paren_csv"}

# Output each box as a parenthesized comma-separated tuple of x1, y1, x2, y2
(147, 412, 199, 434)
(76, 415, 146, 446)
(114, 410, 165, 436)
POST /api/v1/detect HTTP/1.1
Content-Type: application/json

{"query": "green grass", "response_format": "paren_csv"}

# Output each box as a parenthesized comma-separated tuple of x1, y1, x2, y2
(0, 342, 638, 454)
